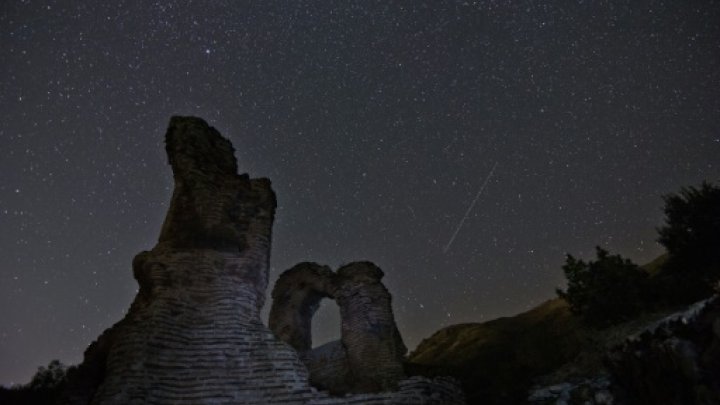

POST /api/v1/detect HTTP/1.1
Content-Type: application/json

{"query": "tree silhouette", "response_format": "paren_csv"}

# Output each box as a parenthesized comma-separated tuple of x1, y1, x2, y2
(28, 360, 67, 391)
(656, 181, 720, 302)
(0, 360, 70, 405)
(557, 247, 648, 327)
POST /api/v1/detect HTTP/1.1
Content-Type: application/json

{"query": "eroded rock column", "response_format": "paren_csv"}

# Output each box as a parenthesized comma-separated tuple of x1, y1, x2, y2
(65, 117, 316, 405)
(334, 262, 408, 393)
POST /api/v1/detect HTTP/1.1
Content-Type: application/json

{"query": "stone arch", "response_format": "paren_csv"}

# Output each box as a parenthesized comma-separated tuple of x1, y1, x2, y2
(269, 262, 334, 353)
(269, 261, 407, 394)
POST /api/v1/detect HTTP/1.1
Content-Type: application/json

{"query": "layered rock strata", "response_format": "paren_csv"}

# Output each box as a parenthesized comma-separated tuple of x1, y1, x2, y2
(334, 262, 407, 393)
(60, 116, 464, 405)
(269, 262, 335, 353)
(269, 262, 407, 394)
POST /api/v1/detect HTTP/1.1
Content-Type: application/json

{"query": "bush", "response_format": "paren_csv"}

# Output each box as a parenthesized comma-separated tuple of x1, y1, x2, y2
(28, 360, 67, 391)
(557, 247, 649, 327)
(656, 181, 720, 302)
(0, 360, 69, 405)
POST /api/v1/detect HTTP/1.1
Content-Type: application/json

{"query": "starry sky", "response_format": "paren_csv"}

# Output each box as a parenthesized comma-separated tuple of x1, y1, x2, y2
(2, 0, 719, 385)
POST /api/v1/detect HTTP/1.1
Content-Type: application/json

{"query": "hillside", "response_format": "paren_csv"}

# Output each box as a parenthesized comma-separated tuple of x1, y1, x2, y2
(407, 298, 580, 404)
(406, 255, 676, 404)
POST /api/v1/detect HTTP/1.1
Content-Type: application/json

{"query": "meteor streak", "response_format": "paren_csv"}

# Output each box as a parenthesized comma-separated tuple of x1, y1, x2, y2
(442, 162, 498, 253)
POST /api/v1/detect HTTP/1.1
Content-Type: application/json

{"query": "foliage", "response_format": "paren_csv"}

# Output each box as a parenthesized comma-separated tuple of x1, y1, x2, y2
(557, 247, 649, 327)
(0, 360, 70, 405)
(656, 181, 720, 302)
(28, 360, 67, 391)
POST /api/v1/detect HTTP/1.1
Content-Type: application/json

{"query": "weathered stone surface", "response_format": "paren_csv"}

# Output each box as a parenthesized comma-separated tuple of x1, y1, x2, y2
(335, 262, 407, 393)
(270, 261, 408, 394)
(606, 295, 720, 404)
(60, 116, 465, 404)
(269, 262, 334, 353)
(304, 340, 350, 393)
(62, 116, 314, 404)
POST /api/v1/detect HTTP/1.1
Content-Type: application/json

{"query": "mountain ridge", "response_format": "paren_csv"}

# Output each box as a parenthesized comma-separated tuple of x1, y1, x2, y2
(406, 254, 679, 404)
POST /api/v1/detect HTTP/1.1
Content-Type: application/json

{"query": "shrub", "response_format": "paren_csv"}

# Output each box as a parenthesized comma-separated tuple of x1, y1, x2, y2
(28, 360, 67, 391)
(656, 181, 720, 302)
(557, 247, 648, 327)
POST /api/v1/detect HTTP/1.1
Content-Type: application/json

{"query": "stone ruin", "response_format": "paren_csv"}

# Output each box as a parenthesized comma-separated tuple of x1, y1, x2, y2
(59, 116, 464, 404)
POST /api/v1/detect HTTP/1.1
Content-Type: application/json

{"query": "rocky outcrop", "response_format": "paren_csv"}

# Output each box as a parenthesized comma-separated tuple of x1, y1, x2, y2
(60, 116, 465, 405)
(63, 116, 316, 405)
(269, 261, 407, 394)
(525, 295, 720, 405)
(606, 295, 720, 404)
(528, 377, 614, 404)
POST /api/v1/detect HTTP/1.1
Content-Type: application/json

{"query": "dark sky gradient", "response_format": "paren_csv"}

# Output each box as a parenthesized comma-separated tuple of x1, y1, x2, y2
(2, 0, 719, 385)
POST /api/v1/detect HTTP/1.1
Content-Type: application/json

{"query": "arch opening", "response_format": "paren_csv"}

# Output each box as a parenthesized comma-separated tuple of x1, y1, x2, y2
(311, 297, 341, 349)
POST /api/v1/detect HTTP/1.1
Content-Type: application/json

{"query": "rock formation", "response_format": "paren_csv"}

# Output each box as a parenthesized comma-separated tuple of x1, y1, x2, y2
(269, 262, 407, 394)
(269, 263, 335, 354)
(606, 295, 720, 404)
(334, 262, 407, 393)
(528, 376, 614, 404)
(527, 295, 720, 404)
(60, 116, 465, 405)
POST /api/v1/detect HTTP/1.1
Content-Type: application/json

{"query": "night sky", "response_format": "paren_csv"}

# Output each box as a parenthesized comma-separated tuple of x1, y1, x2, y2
(2, 0, 719, 385)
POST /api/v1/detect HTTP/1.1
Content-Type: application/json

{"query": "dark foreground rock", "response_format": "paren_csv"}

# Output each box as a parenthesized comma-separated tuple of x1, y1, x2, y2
(527, 295, 720, 405)
(606, 295, 720, 405)
(59, 116, 464, 405)
(528, 376, 614, 404)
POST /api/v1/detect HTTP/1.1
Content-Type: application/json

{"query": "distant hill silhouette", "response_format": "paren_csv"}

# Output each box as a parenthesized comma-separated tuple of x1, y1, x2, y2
(405, 255, 685, 404)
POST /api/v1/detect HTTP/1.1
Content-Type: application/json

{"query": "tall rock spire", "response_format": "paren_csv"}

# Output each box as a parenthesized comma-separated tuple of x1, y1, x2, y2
(64, 117, 316, 404)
